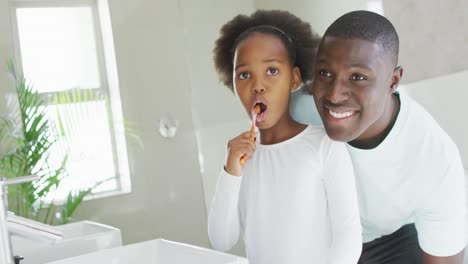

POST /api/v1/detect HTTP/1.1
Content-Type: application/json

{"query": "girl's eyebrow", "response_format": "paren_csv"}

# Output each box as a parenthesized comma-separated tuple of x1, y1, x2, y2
(235, 58, 283, 70)
(234, 63, 247, 70)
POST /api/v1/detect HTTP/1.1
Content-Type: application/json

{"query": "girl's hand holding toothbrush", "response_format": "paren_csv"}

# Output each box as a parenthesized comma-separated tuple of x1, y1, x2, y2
(224, 105, 260, 176)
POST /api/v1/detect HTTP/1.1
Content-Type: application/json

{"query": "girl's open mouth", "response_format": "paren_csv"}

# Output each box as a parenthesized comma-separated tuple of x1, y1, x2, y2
(254, 102, 267, 122)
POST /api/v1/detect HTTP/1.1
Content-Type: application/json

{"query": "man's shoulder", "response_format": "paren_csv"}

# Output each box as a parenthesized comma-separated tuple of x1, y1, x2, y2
(401, 93, 453, 143)
(398, 93, 460, 163)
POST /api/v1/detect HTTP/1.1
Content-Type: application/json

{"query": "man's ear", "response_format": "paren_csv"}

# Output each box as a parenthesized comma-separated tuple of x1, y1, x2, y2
(291, 66, 302, 92)
(390, 66, 403, 93)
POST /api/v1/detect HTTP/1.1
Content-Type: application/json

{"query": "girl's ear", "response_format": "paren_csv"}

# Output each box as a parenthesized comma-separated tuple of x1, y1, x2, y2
(390, 66, 403, 93)
(290, 66, 302, 92)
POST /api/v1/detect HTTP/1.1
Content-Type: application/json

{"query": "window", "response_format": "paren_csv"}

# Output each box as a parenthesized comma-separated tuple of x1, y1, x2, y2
(10, 0, 131, 202)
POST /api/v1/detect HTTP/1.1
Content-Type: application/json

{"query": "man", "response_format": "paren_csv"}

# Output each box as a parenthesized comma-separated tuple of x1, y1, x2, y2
(291, 10, 466, 264)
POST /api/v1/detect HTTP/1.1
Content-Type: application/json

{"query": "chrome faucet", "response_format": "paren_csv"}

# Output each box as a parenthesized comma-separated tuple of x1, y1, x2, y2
(0, 175, 39, 264)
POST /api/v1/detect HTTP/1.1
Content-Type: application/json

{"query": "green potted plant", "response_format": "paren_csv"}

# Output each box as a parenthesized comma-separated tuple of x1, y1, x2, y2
(0, 62, 108, 225)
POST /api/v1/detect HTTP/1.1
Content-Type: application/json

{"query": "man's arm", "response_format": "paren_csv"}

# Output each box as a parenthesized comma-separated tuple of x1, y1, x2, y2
(416, 143, 466, 262)
(422, 249, 464, 264)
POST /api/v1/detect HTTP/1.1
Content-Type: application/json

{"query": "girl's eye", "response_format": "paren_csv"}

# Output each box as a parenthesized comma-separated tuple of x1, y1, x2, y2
(239, 72, 250, 80)
(319, 70, 332, 77)
(351, 74, 367, 81)
(266, 68, 279, 76)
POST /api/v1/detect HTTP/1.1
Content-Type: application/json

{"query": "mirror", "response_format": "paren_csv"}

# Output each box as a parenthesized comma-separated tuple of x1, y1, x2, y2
(0, 0, 466, 259)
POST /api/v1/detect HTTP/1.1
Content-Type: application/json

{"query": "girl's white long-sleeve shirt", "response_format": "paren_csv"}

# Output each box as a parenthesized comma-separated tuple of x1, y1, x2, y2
(208, 125, 362, 264)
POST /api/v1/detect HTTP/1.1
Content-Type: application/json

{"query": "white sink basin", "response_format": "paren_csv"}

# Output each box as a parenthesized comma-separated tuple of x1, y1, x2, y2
(47, 238, 248, 264)
(10, 220, 122, 264)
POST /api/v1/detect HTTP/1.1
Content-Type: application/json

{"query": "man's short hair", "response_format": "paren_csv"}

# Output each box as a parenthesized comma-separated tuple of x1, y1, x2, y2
(324, 10, 399, 66)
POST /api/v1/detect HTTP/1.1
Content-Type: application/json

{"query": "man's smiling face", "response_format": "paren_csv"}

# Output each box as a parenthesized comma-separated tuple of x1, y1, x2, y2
(312, 36, 399, 144)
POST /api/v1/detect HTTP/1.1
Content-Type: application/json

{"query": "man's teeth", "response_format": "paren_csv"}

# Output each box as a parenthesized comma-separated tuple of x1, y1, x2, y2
(328, 109, 354, 119)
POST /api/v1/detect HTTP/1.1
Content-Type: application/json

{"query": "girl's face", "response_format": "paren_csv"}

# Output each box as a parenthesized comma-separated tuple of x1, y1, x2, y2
(233, 32, 301, 130)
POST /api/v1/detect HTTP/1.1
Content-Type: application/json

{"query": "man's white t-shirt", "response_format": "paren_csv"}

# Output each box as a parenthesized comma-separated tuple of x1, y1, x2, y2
(208, 125, 362, 264)
(347, 93, 466, 256)
(290, 92, 467, 257)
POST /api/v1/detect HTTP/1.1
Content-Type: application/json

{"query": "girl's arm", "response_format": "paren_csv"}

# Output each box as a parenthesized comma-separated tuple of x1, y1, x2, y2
(323, 139, 362, 263)
(207, 170, 242, 251)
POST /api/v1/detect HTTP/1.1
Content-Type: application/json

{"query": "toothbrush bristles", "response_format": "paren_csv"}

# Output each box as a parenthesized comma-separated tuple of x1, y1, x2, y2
(253, 104, 261, 115)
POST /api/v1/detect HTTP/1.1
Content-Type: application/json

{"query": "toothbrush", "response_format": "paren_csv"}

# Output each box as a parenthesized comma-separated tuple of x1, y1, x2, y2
(240, 104, 261, 165)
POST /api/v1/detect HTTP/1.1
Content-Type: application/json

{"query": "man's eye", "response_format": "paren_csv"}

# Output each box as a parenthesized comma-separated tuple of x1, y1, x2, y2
(351, 74, 366, 81)
(239, 72, 250, 80)
(319, 70, 332, 77)
(266, 68, 279, 76)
